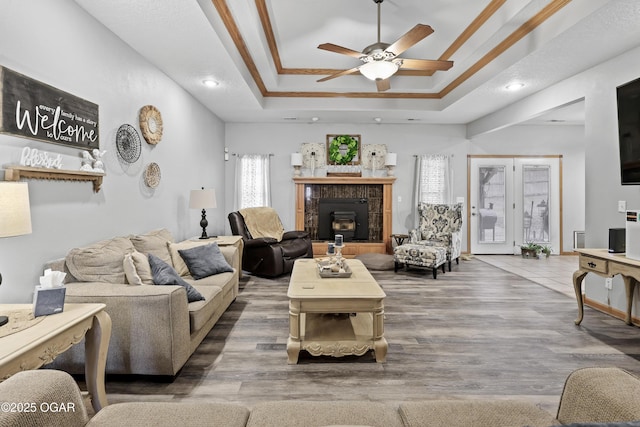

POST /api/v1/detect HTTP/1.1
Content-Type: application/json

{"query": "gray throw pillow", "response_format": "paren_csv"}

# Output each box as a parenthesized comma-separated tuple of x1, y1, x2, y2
(178, 242, 234, 280)
(148, 253, 204, 303)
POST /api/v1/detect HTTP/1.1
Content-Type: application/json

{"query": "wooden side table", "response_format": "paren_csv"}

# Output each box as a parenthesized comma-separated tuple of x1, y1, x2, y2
(391, 233, 410, 246)
(0, 303, 111, 412)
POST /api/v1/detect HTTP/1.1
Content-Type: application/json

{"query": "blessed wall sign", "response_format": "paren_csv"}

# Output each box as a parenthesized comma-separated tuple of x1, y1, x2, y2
(0, 66, 99, 150)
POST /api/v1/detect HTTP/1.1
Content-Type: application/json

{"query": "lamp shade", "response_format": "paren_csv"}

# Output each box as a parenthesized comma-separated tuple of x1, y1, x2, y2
(385, 153, 397, 166)
(359, 60, 399, 81)
(291, 153, 303, 166)
(189, 188, 217, 209)
(0, 182, 32, 238)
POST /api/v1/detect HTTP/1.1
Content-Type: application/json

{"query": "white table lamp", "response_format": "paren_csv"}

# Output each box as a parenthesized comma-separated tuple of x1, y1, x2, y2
(385, 153, 397, 176)
(0, 182, 33, 327)
(189, 187, 217, 239)
(291, 153, 303, 176)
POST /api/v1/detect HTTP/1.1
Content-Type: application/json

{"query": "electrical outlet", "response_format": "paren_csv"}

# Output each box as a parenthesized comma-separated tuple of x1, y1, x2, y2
(605, 277, 613, 289)
(398, 196, 402, 203)
(618, 200, 627, 213)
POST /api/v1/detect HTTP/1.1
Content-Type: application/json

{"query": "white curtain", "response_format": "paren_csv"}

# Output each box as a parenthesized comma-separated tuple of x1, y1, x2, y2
(412, 154, 453, 226)
(234, 154, 271, 210)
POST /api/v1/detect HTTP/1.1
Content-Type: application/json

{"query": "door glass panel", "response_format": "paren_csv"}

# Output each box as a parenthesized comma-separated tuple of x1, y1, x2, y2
(523, 165, 550, 243)
(478, 166, 505, 243)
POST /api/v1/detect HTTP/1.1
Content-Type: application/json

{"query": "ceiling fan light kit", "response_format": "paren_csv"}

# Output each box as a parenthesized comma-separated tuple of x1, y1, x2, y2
(317, 0, 453, 92)
(359, 60, 400, 81)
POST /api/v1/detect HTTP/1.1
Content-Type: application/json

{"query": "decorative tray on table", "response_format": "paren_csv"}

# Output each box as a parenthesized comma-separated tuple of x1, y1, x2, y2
(316, 258, 352, 278)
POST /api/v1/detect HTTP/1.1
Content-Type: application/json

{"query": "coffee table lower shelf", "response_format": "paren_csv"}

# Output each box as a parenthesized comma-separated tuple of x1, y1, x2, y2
(287, 312, 387, 363)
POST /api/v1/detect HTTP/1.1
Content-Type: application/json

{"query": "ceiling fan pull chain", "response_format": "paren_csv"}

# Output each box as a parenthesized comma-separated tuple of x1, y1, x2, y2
(376, 0, 382, 43)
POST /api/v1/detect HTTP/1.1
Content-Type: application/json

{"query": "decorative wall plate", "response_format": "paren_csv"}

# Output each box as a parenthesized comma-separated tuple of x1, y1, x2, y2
(300, 142, 326, 169)
(115, 124, 141, 163)
(361, 144, 388, 170)
(139, 105, 163, 145)
(144, 162, 161, 188)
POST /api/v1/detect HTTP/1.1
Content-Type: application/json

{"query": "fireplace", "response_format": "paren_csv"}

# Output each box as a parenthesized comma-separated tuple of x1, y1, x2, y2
(318, 198, 369, 241)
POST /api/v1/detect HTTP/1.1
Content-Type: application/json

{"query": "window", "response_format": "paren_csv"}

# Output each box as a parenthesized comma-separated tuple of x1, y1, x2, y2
(417, 154, 452, 204)
(234, 154, 271, 209)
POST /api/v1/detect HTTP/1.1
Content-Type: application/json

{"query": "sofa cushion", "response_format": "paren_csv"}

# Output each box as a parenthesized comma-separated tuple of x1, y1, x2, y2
(87, 402, 249, 427)
(168, 240, 211, 276)
(557, 367, 640, 424)
(148, 254, 204, 303)
(561, 422, 640, 427)
(130, 228, 174, 265)
(66, 237, 134, 283)
(399, 400, 559, 427)
(188, 284, 223, 333)
(178, 242, 234, 279)
(123, 253, 143, 285)
(246, 401, 404, 427)
(123, 250, 154, 286)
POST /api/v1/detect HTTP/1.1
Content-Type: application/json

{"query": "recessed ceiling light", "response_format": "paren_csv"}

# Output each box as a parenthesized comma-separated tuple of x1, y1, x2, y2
(202, 79, 219, 88)
(505, 82, 525, 91)
(374, 117, 382, 123)
(311, 117, 319, 122)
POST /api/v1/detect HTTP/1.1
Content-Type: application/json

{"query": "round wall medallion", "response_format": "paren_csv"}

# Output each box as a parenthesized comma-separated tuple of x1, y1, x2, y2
(139, 105, 163, 145)
(144, 162, 161, 188)
(115, 124, 141, 163)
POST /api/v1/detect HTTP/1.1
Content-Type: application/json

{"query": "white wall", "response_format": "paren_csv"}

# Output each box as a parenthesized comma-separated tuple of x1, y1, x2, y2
(470, 44, 640, 316)
(0, 0, 226, 303)
(470, 124, 586, 253)
(581, 46, 640, 315)
(224, 122, 585, 254)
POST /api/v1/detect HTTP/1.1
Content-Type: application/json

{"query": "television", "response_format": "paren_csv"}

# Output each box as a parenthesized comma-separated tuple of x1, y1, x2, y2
(617, 76, 640, 184)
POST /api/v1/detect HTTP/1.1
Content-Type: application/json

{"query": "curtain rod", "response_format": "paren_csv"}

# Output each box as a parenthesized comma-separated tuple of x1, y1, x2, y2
(231, 153, 274, 157)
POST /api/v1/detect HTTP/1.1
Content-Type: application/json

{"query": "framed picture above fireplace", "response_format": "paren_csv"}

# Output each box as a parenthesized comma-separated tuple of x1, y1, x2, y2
(326, 134, 361, 165)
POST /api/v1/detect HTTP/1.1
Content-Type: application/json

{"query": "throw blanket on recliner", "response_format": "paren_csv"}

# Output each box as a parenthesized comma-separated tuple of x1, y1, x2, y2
(239, 207, 285, 242)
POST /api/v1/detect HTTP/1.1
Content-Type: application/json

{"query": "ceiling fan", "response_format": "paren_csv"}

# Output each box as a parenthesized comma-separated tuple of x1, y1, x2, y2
(317, 0, 453, 92)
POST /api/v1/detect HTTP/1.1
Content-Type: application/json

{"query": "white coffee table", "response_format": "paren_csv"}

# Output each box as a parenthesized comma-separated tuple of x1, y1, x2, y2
(287, 258, 387, 364)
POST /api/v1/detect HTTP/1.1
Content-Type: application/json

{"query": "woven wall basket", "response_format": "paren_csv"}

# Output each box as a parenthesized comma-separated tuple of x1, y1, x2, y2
(139, 105, 163, 145)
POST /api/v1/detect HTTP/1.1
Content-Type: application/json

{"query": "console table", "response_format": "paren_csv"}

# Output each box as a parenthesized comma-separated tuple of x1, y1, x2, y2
(0, 303, 111, 412)
(573, 249, 640, 326)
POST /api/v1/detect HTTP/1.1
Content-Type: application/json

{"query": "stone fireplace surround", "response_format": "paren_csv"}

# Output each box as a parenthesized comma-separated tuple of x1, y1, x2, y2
(293, 177, 395, 257)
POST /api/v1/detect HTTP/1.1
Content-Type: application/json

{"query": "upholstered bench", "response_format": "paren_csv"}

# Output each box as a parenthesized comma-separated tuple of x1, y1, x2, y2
(393, 244, 447, 278)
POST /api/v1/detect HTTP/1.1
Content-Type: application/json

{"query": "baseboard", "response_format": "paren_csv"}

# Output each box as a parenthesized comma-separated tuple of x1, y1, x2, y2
(583, 295, 640, 326)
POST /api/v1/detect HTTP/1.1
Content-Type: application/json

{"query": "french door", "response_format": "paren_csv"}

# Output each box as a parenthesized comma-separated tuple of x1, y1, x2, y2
(469, 156, 561, 255)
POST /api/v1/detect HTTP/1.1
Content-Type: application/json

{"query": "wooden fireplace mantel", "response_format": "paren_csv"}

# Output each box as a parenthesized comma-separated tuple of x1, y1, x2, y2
(293, 176, 396, 256)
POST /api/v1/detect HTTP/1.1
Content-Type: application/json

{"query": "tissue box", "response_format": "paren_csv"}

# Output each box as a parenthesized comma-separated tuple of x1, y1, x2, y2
(33, 286, 66, 317)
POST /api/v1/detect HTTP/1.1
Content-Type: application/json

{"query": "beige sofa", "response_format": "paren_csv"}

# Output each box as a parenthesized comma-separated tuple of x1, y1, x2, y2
(45, 229, 239, 377)
(2, 367, 640, 426)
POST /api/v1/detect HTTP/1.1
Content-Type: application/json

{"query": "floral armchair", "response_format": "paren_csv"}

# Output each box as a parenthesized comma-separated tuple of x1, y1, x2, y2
(410, 202, 463, 271)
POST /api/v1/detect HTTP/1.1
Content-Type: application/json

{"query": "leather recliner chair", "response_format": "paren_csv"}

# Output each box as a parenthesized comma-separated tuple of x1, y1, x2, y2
(228, 211, 313, 277)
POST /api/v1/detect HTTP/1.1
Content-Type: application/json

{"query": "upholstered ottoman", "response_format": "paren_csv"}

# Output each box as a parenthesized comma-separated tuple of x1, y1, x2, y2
(393, 244, 447, 278)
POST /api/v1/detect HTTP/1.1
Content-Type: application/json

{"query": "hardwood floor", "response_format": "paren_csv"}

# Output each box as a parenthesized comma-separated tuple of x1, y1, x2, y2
(88, 257, 640, 415)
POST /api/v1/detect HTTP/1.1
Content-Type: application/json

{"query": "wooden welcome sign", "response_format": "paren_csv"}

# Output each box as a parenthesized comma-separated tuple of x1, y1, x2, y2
(0, 66, 99, 150)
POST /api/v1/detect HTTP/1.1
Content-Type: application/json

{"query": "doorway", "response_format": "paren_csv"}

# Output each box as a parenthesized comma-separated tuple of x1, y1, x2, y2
(468, 155, 562, 255)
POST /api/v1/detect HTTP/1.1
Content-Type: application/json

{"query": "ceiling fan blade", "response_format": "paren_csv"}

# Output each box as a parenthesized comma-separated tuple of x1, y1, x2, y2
(317, 43, 364, 59)
(317, 66, 362, 83)
(385, 24, 434, 56)
(376, 78, 391, 92)
(400, 58, 454, 71)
